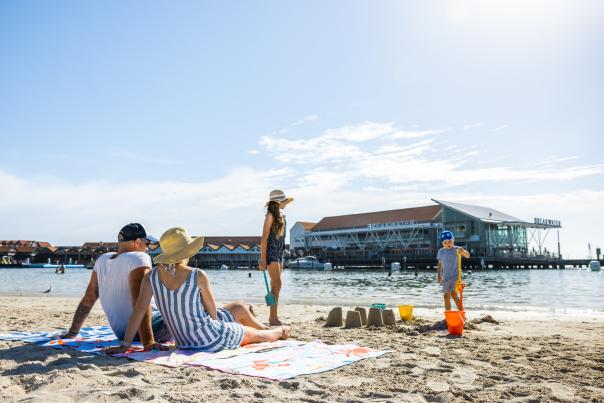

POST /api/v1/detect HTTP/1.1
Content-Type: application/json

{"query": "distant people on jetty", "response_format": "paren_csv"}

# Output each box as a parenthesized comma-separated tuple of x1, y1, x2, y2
(437, 230, 470, 312)
(60, 223, 171, 347)
(104, 227, 288, 354)
(259, 189, 293, 326)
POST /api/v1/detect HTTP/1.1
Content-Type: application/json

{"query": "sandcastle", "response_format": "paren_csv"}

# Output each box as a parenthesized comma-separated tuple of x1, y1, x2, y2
(367, 307, 385, 327)
(324, 305, 401, 329)
(325, 307, 343, 327)
(344, 310, 363, 328)
(382, 309, 396, 326)
(354, 307, 368, 326)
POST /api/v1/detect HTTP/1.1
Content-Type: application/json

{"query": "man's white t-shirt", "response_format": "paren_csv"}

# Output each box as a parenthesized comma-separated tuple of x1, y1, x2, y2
(93, 251, 152, 339)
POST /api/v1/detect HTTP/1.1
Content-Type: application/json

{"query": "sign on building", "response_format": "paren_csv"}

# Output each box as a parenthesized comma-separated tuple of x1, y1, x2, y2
(533, 218, 561, 227)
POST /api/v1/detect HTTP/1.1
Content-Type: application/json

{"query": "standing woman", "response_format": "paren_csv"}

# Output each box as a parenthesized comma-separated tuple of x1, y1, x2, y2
(259, 190, 293, 326)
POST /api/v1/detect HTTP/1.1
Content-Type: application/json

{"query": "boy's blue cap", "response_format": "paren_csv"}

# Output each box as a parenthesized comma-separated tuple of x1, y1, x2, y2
(440, 231, 454, 242)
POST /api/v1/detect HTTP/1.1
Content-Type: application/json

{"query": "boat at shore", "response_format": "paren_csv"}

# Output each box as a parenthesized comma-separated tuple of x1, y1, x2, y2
(286, 256, 330, 270)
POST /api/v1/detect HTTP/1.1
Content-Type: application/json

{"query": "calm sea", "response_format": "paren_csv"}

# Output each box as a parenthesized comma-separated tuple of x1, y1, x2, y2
(0, 267, 602, 314)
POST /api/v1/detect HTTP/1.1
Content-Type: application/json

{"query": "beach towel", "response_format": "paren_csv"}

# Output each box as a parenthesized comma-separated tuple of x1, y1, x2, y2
(0, 326, 390, 380)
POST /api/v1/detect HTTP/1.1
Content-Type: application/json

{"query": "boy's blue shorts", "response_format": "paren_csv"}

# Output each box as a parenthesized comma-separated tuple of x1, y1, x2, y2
(442, 279, 457, 294)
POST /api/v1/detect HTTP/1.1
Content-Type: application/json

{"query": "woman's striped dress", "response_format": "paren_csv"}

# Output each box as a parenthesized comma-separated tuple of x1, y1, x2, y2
(149, 267, 244, 351)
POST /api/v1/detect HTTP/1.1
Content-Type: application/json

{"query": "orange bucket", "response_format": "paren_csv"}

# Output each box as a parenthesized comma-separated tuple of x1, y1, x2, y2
(444, 310, 465, 336)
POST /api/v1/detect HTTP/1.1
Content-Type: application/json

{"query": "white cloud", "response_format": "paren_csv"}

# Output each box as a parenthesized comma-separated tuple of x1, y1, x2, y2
(388, 128, 449, 140)
(323, 121, 396, 142)
(292, 115, 319, 126)
(2, 119, 602, 259)
(0, 168, 273, 245)
(491, 124, 509, 132)
(461, 122, 483, 130)
(272, 114, 319, 134)
(259, 121, 604, 187)
(247, 149, 261, 155)
(528, 156, 578, 167)
(259, 135, 365, 164)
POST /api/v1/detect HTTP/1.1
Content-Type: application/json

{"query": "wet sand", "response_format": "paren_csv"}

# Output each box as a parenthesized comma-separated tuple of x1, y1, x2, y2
(0, 295, 603, 402)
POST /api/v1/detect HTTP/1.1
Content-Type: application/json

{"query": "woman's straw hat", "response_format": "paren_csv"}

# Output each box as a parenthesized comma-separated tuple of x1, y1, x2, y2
(265, 189, 294, 206)
(153, 227, 205, 264)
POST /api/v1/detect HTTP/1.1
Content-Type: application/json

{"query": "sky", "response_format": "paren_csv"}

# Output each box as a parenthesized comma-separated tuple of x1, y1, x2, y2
(0, 0, 603, 258)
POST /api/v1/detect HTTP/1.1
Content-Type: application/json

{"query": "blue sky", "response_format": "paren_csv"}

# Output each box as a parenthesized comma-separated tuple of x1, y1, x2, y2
(0, 0, 603, 257)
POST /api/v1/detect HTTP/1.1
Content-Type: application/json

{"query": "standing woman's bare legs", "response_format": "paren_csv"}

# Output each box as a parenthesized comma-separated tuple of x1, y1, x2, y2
(267, 262, 282, 325)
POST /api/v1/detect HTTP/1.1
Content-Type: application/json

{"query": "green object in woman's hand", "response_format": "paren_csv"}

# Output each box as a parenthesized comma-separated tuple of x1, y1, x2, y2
(263, 271, 277, 306)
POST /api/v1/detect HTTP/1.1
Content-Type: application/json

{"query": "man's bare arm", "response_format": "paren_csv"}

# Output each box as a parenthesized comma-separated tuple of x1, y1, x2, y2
(65, 272, 99, 337)
(129, 266, 153, 346)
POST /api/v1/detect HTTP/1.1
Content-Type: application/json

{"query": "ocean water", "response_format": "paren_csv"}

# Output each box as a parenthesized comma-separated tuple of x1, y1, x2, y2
(0, 267, 602, 315)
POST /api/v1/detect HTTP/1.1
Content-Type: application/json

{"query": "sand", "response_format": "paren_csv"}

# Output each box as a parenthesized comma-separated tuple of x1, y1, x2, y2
(1, 295, 603, 402)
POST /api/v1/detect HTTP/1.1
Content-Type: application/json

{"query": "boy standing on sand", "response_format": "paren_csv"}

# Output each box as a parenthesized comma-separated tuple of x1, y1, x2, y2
(437, 231, 470, 311)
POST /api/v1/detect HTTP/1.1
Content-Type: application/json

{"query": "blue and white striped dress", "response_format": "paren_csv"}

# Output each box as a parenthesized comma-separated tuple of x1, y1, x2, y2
(149, 267, 245, 351)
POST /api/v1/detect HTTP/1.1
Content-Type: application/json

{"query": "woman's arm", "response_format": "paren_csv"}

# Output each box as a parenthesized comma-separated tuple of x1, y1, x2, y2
(128, 266, 153, 347)
(259, 214, 273, 271)
(198, 270, 218, 320)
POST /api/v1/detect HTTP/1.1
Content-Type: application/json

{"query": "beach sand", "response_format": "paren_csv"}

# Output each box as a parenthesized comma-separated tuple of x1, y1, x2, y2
(0, 296, 603, 402)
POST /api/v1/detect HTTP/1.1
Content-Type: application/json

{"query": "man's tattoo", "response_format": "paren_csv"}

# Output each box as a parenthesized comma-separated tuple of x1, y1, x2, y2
(69, 302, 93, 333)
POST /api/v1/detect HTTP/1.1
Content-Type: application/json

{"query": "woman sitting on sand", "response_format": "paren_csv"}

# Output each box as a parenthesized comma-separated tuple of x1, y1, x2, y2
(104, 227, 289, 354)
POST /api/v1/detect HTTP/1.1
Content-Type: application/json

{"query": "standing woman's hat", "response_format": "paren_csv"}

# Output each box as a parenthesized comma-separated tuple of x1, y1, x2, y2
(266, 189, 294, 206)
(153, 227, 205, 264)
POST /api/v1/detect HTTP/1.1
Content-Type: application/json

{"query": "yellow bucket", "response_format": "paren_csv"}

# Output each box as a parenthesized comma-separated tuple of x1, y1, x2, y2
(398, 305, 414, 321)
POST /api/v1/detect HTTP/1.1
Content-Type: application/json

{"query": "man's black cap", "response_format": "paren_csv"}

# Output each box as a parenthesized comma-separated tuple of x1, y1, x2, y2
(118, 223, 159, 243)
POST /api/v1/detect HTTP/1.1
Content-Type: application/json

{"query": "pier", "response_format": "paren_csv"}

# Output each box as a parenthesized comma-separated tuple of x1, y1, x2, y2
(314, 256, 602, 270)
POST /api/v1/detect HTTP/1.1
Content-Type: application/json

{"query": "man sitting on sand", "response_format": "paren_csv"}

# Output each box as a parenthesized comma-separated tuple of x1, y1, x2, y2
(61, 223, 171, 349)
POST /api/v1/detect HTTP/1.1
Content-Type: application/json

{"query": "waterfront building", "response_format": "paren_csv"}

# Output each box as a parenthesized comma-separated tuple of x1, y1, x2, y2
(1, 237, 261, 268)
(290, 199, 562, 267)
(149, 236, 262, 268)
(0, 240, 56, 264)
(195, 236, 261, 268)
(0, 240, 117, 265)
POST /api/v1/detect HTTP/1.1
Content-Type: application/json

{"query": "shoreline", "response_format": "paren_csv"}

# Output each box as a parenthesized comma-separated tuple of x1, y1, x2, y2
(2, 293, 603, 322)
